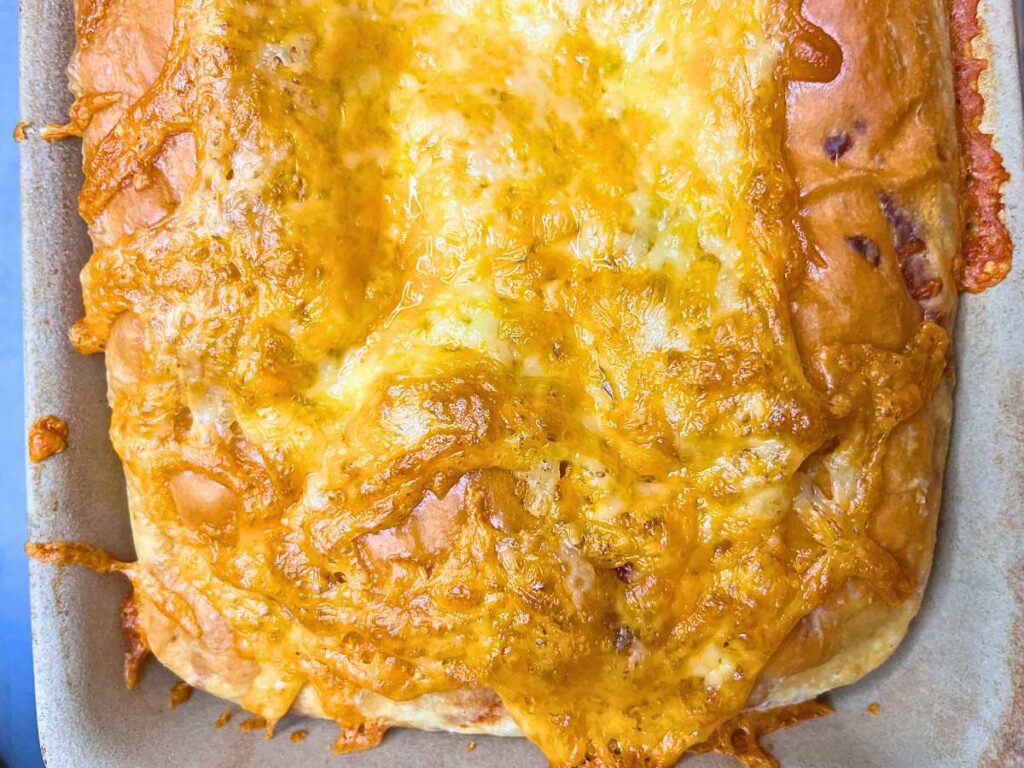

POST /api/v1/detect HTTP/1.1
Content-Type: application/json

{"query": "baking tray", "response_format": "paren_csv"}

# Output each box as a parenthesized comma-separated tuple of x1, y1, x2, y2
(19, 0, 1024, 764)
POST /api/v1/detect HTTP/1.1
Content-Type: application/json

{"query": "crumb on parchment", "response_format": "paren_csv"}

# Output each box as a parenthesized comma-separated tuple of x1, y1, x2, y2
(28, 415, 68, 463)
(214, 706, 233, 729)
(169, 681, 193, 709)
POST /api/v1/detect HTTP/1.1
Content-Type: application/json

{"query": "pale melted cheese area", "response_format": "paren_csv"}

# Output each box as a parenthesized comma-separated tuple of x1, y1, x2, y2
(75, 0, 949, 763)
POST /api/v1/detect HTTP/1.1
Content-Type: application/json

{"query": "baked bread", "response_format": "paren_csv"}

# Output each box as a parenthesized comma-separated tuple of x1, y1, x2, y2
(32, 0, 1010, 764)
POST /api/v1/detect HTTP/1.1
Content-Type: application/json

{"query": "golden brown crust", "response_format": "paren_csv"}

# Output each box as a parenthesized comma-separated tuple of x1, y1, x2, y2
(33, 0, 1009, 763)
(752, 0, 962, 703)
(752, 0, 1010, 706)
(787, 0, 961, 342)
(755, 380, 952, 706)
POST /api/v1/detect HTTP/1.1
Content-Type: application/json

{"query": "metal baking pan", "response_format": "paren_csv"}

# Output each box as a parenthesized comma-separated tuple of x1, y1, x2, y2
(20, 0, 1024, 764)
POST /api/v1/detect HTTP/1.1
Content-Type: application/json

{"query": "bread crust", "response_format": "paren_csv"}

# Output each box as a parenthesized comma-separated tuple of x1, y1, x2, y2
(755, 0, 962, 705)
(51, 0, 1006, 760)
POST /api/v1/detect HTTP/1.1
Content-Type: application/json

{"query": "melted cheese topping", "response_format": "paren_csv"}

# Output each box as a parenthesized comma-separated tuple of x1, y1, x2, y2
(71, 0, 949, 763)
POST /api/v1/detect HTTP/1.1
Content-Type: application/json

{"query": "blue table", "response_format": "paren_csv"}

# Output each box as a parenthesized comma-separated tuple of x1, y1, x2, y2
(1, 3, 43, 765)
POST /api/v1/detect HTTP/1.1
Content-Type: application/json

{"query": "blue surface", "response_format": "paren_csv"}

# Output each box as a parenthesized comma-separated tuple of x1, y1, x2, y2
(0, 4, 43, 767)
